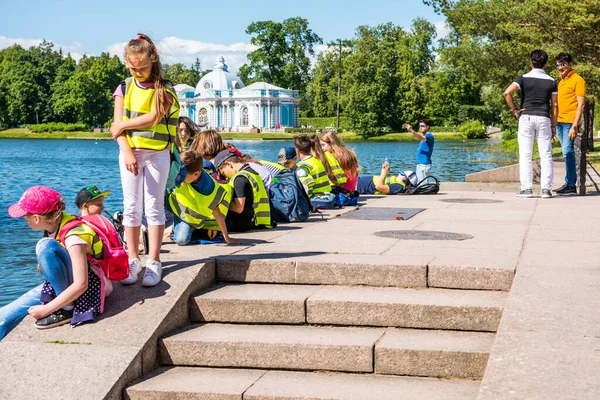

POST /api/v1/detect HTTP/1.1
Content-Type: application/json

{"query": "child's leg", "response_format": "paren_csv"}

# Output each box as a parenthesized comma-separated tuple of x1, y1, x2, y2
(0, 284, 42, 340)
(36, 238, 73, 297)
(142, 149, 170, 261)
(119, 150, 144, 260)
(172, 217, 194, 246)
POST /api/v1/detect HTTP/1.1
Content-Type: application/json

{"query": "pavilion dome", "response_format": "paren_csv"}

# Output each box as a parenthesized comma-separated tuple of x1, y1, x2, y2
(195, 56, 245, 94)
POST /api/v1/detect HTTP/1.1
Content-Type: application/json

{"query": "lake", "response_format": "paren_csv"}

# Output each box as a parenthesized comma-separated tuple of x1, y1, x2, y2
(0, 138, 515, 307)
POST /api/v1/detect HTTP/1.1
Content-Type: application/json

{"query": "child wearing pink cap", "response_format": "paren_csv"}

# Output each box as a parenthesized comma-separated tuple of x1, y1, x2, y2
(2, 186, 111, 332)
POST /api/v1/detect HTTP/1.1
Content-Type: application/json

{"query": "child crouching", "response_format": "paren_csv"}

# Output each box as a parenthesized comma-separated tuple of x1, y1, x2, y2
(167, 151, 239, 245)
(8, 186, 111, 329)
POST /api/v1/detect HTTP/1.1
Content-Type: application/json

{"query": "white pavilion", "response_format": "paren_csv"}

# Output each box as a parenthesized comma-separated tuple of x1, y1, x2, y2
(175, 56, 300, 131)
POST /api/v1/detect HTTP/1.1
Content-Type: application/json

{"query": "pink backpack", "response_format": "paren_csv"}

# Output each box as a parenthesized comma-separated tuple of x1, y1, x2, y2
(59, 214, 129, 281)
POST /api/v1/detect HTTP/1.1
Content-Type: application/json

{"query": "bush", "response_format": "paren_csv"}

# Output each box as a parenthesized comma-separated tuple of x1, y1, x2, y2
(502, 129, 517, 141)
(458, 105, 493, 125)
(458, 120, 487, 139)
(28, 123, 89, 133)
(298, 117, 350, 130)
(284, 127, 317, 134)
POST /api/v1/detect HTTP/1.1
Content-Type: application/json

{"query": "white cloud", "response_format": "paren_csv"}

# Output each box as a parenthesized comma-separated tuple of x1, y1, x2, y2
(105, 37, 257, 73)
(0, 36, 87, 61)
(434, 20, 450, 41)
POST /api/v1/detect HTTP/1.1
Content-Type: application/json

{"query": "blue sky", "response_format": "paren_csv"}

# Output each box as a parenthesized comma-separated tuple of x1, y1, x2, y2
(0, 0, 445, 71)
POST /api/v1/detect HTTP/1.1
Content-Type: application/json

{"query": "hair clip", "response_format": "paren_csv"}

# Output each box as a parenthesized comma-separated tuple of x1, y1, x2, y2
(135, 35, 142, 40)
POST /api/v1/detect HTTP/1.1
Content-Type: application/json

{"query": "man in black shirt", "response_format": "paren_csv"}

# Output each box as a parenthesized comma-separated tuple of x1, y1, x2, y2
(504, 49, 558, 199)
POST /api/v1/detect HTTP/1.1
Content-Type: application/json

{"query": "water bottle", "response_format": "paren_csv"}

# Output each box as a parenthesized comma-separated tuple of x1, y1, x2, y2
(383, 157, 389, 168)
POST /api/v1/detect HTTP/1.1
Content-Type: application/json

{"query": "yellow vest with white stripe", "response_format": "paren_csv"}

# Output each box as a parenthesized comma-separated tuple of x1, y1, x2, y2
(168, 175, 231, 230)
(55, 213, 103, 260)
(230, 169, 272, 226)
(372, 175, 406, 195)
(122, 77, 180, 151)
(325, 151, 347, 185)
(297, 156, 332, 196)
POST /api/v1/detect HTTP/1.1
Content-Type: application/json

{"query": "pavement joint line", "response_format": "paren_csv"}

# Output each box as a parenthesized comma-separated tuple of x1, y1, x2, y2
(514, 197, 539, 273)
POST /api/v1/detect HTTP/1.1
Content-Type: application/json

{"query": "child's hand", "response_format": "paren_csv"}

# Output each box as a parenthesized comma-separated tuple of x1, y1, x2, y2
(28, 304, 50, 320)
(123, 151, 139, 176)
(381, 164, 390, 174)
(110, 122, 126, 139)
(225, 236, 243, 245)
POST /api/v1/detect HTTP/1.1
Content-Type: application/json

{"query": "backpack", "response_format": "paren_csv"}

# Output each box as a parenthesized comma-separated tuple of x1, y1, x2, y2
(405, 176, 440, 195)
(332, 187, 360, 207)
(269, 168, 312, 222)
(59, 214, 129, 281)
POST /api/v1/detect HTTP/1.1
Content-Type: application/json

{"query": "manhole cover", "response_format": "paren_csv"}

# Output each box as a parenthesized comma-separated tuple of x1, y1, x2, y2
(440, 198, 504, 204)
(341, 207, 425, 221)
(374, 230, 474, 241)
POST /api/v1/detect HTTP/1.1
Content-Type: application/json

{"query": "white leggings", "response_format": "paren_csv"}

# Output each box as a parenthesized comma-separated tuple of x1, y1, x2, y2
(119, 148, 170, 227)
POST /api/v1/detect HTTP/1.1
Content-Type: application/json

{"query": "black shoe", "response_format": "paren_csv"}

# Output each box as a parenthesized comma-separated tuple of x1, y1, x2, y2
(35, 308, 73, 330)
(558, 185, 577, 196)
(553, 184, 568, 194)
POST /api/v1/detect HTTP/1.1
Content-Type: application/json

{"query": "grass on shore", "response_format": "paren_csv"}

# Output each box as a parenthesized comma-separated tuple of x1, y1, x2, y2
(502, 137, 600, 170)
(0, 128, 462, 141)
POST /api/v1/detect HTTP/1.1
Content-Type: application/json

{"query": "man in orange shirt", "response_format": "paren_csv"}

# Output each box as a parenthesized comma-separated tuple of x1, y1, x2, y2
(554, 53, 586, 195)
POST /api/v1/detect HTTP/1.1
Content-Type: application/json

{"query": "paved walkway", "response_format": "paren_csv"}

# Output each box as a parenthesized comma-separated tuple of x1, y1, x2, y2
(0, 178, 598, 399)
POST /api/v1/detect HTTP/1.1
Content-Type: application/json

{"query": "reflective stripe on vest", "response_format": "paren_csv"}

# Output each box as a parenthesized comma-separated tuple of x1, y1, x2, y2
(56, 213, 103, 259)
(259, 160, 286, 172)
(122, 77, 180, 150)
(325, 151, 347, 185)
(231, 169, 271, 226)
(371, 175, 406, 195)
(298, 156, 332, 196)
(168, 176, 231, 229)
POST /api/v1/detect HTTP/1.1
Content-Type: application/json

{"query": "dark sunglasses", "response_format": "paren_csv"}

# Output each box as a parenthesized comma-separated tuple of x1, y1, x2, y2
(419, 124, 426, 127)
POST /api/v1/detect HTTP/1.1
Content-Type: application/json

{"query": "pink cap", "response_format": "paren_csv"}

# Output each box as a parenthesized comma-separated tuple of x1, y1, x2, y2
(8, 186, 63, 218)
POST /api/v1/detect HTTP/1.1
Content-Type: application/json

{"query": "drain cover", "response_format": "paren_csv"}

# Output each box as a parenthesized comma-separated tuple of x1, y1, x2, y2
(440, 198, 504, 204)
(341, 207, 425, 221)
(374, 230, 474, 241)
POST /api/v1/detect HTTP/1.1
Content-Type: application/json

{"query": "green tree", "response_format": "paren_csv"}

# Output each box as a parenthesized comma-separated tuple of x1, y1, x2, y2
(164, 59, 202, 87)
(239, 17, 323, 111)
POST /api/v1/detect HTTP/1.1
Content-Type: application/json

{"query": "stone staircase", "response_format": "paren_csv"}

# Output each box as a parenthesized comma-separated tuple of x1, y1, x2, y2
(125, 256, 510, 399)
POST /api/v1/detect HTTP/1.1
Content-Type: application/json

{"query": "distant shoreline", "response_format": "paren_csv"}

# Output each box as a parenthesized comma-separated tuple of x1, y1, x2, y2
(0, 129, 465, 142)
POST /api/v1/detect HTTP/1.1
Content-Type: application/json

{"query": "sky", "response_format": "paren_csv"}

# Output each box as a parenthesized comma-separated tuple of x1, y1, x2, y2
(0, 0, 446, 72)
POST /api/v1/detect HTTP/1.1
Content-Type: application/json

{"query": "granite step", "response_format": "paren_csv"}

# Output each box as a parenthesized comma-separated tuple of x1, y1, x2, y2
(126, 367, 480, 400)
(191, 283, 507, 331)
(215, 253, 514, 291)
(159, 323, 494, 377)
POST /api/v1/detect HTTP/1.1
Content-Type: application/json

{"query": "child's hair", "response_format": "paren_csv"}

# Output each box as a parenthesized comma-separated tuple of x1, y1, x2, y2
(124, 33, 169, 126)
(319, 131, 360, 177)
(40, 203, 66, 226)
(294, 134, 312, 155)
(180, 150, 204, 174)
(175, 116, 201, 151)
(311, 135, 338, 186)
(192, 129, 227, 159)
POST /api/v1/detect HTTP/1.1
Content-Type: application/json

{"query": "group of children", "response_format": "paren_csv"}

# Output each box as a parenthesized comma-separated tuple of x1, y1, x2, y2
(1, 33, 435, 339)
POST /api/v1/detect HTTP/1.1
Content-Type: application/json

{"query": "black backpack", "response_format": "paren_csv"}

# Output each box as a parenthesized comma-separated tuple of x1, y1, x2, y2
(269, 169, 312, 222)
(405, 176, 440, 195)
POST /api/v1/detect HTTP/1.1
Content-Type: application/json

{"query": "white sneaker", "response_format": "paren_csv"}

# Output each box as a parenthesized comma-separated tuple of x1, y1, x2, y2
(142, 260, 162, 287)
(120, 259, 142, 285)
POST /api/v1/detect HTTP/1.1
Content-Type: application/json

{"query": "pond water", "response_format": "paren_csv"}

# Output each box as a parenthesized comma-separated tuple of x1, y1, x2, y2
(0, 138, 515, 307)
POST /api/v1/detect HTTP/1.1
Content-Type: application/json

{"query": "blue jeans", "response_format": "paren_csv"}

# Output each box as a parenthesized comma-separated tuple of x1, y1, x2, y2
(556, 122, 577, 187)
(0, 238, 73, 340)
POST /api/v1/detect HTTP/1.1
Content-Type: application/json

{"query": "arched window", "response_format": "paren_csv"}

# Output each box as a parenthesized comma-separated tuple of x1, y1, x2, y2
(203, 81, 212, 89)
(198, 108, 208, 123)
(241, 107, 249, 126)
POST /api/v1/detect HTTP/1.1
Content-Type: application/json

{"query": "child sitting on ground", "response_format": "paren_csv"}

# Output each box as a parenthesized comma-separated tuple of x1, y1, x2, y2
(7, 186, 112, 330)
(356, 163, 411, 195)
(294, 134, 333, 202)
(167, 150, 238, 245)
(213, 149, 273, 232)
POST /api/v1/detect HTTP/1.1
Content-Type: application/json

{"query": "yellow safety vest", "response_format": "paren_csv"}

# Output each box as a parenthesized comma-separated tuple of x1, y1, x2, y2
(122, 77, 180, 151)
(325, 151, 347, 185)
(55, 213, 103, 260)
(168, 175, 231, 230)
(297, 156, 332, 197)
(230, 169, 272, 226)
(372, 175, 406, 195)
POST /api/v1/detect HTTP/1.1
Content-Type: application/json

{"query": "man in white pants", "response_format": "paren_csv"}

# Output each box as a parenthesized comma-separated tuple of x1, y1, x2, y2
(504, 49, 558, 198)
